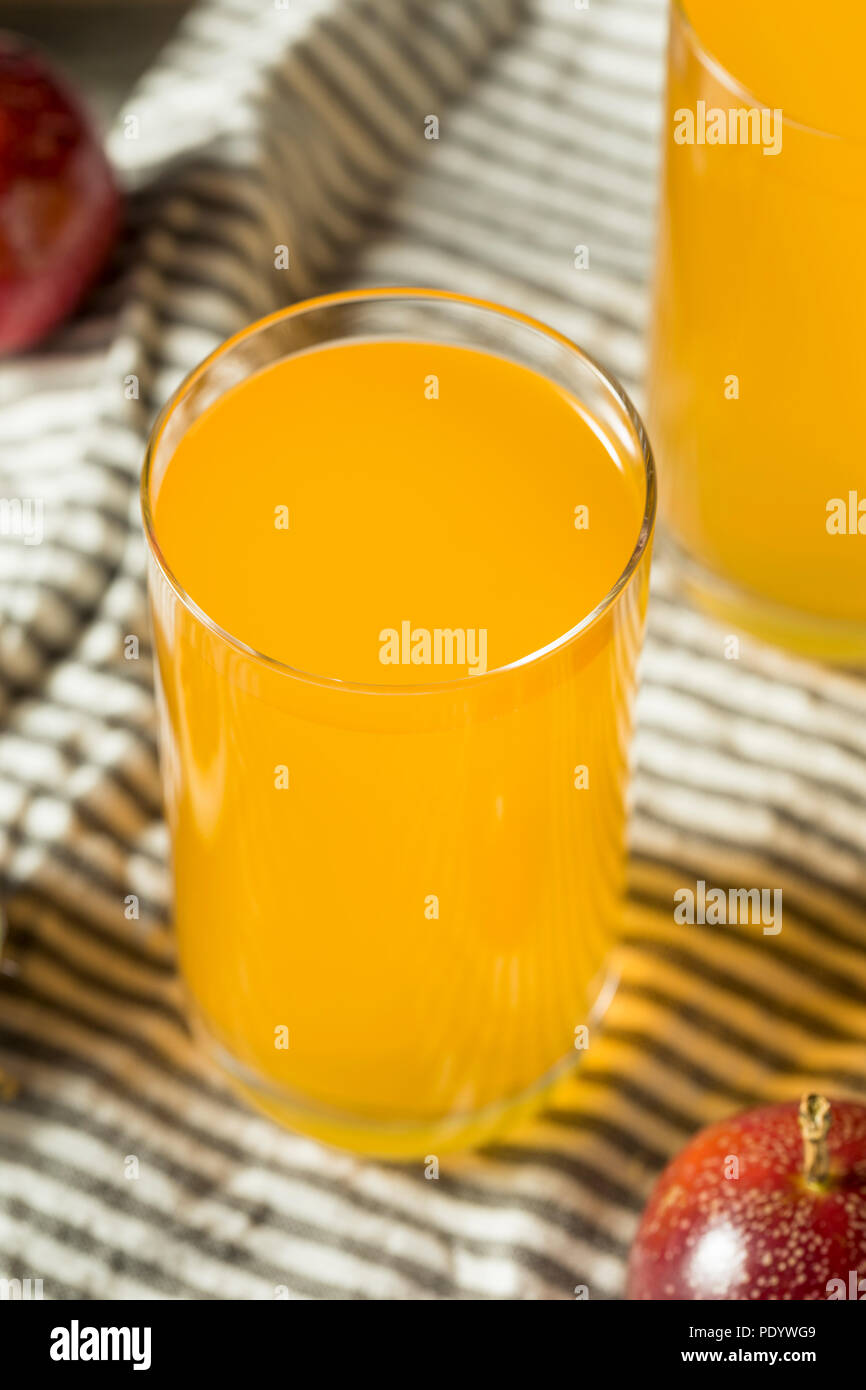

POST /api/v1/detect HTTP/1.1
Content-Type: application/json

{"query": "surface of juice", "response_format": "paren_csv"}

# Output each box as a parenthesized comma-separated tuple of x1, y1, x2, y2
(651, 1, 866, 649)
(150, 337, 647, 1153)
(681, 0, 866, 138)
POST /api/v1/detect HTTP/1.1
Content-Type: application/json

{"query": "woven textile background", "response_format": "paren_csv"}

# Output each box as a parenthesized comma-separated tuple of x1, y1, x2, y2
(0, 0, 864, 1299)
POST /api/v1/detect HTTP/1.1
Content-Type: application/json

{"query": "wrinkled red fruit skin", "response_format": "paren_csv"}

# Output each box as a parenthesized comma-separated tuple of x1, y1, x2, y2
(0, 32, 119, 355)
(627, 1100, 866, 1301)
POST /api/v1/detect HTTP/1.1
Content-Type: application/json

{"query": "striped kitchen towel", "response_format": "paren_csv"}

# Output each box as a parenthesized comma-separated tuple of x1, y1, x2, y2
(0, 0, 864, 1300)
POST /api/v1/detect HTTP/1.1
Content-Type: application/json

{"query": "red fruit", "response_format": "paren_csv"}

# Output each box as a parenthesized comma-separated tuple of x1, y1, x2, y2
(628, 1095, 866, 1300)
(0, 32, 119, 354)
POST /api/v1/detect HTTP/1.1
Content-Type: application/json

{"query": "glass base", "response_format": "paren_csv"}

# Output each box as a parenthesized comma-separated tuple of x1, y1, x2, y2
(189, 967, 618, 1160)
(664, 530, 866, 667)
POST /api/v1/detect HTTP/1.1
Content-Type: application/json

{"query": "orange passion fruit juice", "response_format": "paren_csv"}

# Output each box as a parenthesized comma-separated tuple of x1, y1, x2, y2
(145, 295, 652, 1156)
(651, 0, 866, 656)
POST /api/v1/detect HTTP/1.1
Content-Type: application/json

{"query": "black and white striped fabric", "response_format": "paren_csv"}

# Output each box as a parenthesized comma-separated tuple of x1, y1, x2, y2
(0, 0, 864, 1300)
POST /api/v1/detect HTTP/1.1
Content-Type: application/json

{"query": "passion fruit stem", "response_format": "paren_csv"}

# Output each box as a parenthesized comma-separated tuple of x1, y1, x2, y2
(799, 1093, 831, 1188)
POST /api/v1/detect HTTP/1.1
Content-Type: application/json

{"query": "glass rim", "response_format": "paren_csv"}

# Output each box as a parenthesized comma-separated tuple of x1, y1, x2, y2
(141, 286, 656, 696)
(672, 0, 863, 146)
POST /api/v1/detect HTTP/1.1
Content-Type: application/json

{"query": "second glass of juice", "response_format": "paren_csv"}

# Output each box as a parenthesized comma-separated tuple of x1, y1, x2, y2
(143, 289, 654, 1157)
(651, 0, 866, 660)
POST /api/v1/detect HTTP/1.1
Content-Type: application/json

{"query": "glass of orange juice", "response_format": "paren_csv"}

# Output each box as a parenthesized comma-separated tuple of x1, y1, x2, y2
(142, 288, 655, 1157)
(651, 1, 866, 661)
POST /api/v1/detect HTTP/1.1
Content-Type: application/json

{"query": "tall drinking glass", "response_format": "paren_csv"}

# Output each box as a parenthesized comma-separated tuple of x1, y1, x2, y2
(142, 289, 655, 1156)
(651, 1, 866, 661)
